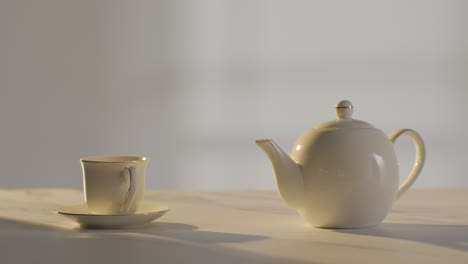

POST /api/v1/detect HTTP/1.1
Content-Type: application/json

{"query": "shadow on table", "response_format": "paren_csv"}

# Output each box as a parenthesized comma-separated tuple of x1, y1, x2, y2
(0, 218, 313, 264)
(334, 223, 468, 252)
(76, 221, 270, 244)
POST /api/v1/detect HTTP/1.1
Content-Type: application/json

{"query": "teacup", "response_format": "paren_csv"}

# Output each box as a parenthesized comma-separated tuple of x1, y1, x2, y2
(81, 156, 147, 215)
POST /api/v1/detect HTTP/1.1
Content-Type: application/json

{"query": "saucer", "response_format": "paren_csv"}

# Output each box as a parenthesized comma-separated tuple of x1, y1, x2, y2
(57, 203, 169, 228)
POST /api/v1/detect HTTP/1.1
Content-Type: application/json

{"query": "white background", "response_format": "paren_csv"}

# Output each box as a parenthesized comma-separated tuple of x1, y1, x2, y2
(1, 0, 467, 189)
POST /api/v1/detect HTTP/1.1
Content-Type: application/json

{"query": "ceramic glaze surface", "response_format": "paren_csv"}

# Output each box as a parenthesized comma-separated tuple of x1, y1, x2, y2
(58, 203, 168, 228)
(81, 156, 147, 215)
(256, 100, 426, 228)
(291, 129, 399, 228)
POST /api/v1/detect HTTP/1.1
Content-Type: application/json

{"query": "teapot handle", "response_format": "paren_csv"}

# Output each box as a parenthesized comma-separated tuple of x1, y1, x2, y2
(389, 129, 426, 199)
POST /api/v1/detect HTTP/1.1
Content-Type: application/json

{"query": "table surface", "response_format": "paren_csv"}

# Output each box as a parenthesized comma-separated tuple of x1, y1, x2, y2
(0, 189, 467, 264)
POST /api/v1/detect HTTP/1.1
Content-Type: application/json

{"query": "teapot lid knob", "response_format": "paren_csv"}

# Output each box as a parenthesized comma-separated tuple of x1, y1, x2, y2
(335, 100, 353, 119)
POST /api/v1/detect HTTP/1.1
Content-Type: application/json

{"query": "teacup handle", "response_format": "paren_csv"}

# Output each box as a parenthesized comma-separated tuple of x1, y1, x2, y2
(120, 166, 137, 213)
(389, 129, 426, 199)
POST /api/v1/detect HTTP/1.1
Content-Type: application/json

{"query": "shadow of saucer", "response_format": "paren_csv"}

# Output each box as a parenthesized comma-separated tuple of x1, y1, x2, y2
(334, 223, 468, 252)
(73, 221, 196, 231)
(78, 221, 270, 244)
(138, 222, 197, 231)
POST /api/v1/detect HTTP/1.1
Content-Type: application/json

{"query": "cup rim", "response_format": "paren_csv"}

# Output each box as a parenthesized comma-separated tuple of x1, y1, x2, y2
(80, 156, 147, 163)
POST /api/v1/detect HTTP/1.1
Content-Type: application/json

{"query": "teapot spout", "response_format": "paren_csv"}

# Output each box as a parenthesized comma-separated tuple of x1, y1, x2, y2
(256, 139, 304, 209)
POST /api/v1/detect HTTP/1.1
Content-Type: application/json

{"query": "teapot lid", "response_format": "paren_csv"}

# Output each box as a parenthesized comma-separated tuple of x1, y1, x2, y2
(315, 100, 375, 129)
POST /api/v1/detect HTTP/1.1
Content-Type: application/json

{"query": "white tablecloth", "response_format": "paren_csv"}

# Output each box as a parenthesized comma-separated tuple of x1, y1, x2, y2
(0, 189, 467, 263)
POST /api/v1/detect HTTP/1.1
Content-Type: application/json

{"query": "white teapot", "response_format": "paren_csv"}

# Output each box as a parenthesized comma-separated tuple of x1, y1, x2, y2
(256, 100, 425, 228)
